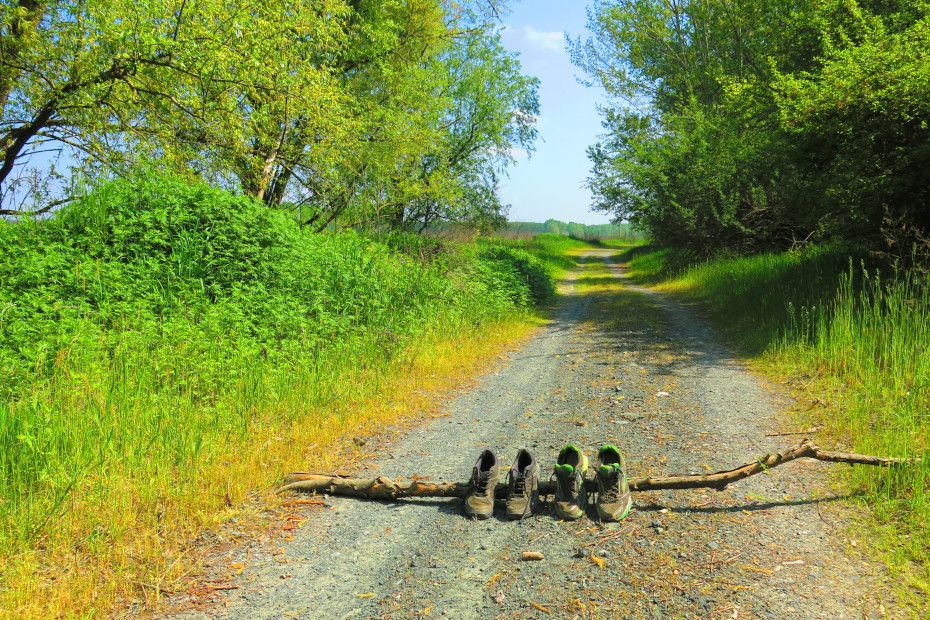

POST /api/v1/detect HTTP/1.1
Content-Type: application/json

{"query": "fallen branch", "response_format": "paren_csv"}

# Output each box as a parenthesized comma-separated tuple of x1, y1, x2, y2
(277, 439, 919, 499)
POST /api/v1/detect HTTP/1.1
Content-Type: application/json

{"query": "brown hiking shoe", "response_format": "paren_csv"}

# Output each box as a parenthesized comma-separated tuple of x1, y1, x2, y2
(506, 449, 540, 520)
(552, 445, 588, 520)
(595, 445, 632, 521)
(464, 449, 499, 519)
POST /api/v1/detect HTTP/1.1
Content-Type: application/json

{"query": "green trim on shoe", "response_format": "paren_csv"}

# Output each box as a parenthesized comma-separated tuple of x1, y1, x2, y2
(553, 446, 589, 520)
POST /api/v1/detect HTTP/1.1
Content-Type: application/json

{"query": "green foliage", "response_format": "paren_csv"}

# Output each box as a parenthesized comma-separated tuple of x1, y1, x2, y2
(627, 243, 864, 353)
(0, 175, 555, 545)
(0, 174, 551, 396)
(773, 1, 930, 242)
(472, 246, 556, 306)
(483, 232, 593, 280)
(573, 0, 930, 254)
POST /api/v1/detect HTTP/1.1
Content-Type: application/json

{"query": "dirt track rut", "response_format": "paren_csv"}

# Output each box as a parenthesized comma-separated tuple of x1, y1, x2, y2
(166, 249, 892, 619)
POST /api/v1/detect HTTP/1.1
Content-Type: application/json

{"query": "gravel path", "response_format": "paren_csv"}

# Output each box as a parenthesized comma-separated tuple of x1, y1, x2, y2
(165, 249, 894, 619)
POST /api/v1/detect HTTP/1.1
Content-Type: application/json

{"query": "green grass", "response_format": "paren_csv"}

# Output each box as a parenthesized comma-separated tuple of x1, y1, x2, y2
(625, 244, 930, 609)
(481, 232, 593, 281)
(625, 244, 861, 354)
(0, 175, 558, 616)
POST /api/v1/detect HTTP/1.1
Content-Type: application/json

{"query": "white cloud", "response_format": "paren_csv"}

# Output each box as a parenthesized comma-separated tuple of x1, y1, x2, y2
(522, 25, 565, 51)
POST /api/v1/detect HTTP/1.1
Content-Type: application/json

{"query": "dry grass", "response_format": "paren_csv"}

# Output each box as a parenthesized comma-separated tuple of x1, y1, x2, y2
(0, 316, 542, 619)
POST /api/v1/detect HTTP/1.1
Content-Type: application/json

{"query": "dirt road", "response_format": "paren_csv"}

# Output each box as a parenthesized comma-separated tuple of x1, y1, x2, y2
(166, 249, 892, 619)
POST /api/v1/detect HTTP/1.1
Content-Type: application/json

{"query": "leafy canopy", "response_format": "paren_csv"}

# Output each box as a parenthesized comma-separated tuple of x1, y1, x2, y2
(573, 0, 930, 254)
(0, 0, 538, 232)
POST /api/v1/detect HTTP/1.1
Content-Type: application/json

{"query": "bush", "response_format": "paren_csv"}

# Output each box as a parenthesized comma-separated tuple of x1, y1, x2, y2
(0, 175, 550, 399)
(474, 247, 555, 305)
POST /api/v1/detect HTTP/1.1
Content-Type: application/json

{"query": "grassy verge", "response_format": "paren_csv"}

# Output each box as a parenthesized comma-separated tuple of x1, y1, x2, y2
(619, 243, 930, 610)
(1, 316, 539, 618)
(480, 233, 593, 280)
(0, 177, 561, 617)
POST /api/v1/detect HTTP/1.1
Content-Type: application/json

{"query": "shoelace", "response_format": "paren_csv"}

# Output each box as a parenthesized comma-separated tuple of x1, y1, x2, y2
(509, 471, 526, 495)
(552, 469, 578, 499)
(600, 472, 620, 503)
(473, 472, 491, 495)
(599, 468, 627, 503)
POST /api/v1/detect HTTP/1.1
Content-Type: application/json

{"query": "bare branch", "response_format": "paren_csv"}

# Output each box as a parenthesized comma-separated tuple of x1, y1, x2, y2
(0, 194, 77, 217)
(278, 439, 920, 498)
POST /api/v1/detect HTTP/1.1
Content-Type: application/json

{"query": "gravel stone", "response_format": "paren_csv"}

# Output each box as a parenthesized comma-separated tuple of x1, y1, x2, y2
(163, 250, 894, 620)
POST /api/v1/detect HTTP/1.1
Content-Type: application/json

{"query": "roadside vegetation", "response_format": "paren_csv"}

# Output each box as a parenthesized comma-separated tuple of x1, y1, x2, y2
(617, 243, 930, 609)
(573, 1, 930, 609)
(0, 175, 578, 616)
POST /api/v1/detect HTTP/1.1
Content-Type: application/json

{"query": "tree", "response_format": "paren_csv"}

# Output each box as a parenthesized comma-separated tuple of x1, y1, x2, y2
(0, 0, 352, 216)
(1, 0, 539, 235)
(772, 0, 930, 245)
(573, 0, 930, 253)
(388, 26, 539, 233)
(544, 218, 565, 235)
(228, 0, 452, 231)
(572, 0, 813, 252)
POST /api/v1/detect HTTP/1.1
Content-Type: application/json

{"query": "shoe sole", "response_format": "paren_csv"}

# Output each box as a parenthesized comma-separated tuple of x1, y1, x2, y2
(554, 506, 585, 520)
(465, 507, 493, 520)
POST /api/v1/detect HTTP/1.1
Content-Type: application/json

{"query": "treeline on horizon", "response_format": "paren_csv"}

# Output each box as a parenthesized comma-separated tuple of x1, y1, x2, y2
(573, 0, 930, 259)
(505, 219, 641, 239)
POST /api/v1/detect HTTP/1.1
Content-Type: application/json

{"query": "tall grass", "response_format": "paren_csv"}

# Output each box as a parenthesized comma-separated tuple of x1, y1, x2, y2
(481, 233, 591, 280)
(626, 245, 859, 354)
(783, 265, 930, 525)
(626, 244, 930, 605)
(0, 176, 558, 616)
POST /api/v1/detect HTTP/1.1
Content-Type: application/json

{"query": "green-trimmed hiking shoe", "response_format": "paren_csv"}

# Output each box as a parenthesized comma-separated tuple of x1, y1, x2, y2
(506, 448, 540, 520)
(595, 445, 632, 521)
(552, 445, 588, 520)
(464, 449, 499, 519)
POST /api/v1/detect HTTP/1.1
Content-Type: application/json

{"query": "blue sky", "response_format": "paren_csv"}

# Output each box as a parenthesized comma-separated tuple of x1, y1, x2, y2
(498, 1, 613, 225)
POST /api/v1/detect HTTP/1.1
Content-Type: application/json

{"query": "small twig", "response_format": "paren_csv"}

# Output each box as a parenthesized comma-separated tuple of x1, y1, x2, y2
(765, 426, 823, 437)
(701, 551, 743, 567)
(816, 495, 836, 532)
(135, 581, 175, 595)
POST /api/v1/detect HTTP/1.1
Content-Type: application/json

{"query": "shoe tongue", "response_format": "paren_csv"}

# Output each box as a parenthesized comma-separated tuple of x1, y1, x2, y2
(554, 463, 574, 476)
(599, 464, 619, 477)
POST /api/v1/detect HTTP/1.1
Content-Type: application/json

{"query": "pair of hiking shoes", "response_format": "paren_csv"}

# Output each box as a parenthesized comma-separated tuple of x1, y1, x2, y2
(464, 445, 632, 522)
